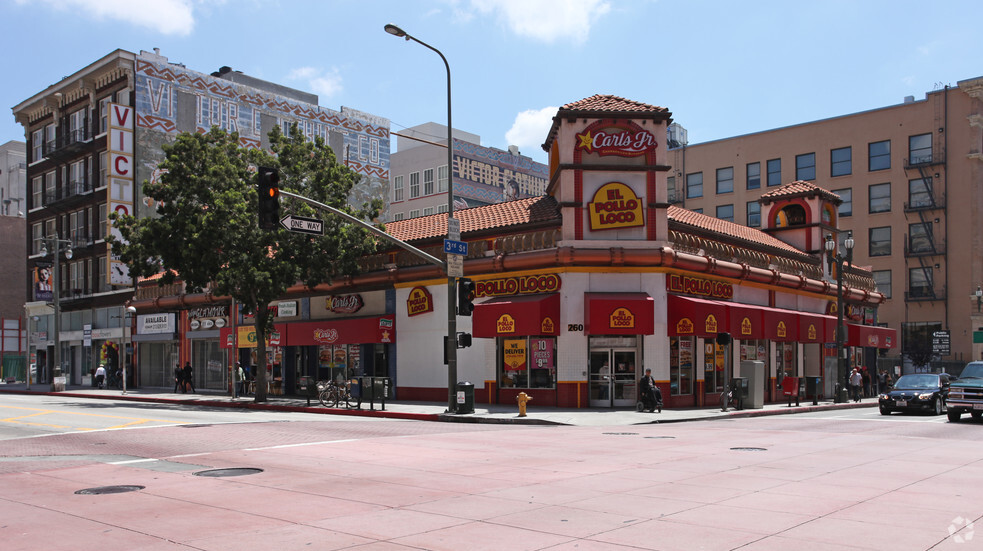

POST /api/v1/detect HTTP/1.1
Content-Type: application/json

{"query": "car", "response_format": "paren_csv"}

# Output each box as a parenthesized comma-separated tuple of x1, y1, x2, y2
(947, 362, 983, 422)
(878, 373, 951, 416)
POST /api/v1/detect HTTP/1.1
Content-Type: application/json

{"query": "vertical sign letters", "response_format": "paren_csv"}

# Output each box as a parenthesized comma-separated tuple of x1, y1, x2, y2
(107, 103, 134, 285)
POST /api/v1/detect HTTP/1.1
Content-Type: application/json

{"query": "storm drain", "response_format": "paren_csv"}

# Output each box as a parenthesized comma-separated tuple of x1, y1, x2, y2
(602, 432, 639, 436)
(730, 447, 767, 452)
(193, 467, 264, 478)
(75, 485, 145, 495)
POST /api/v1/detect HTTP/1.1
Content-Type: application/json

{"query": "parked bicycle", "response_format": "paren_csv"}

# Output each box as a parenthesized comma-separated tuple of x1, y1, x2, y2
(106, 369, 123, 390)
(317, 379, 357, 409)
(720, 384, 742, 411)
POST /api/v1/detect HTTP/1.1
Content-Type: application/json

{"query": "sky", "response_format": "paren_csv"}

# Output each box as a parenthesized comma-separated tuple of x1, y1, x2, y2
(2, 0, 982, 165)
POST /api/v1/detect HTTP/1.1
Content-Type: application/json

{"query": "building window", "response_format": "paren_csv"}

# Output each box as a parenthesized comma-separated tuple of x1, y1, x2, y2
(45, 171, 56, 203)
(391, 212, 404, 221)
(393, 175, 403, 202)
(686, 172, 703, 198)
(716, 204, 734, 222)
(669, 336, 694, 396)
(746, 162, 760, 190)
(409, 172, 420, 198)
(31, 129, 43, 162)
(45, 124, 56, 154)
(716, 167, 734, 194)
(834, 188, 852, 217)
(869, 140, 890, 171)
(908, 133, 933, 165)
(704, 338, 725, 393)
(437, 204, 448, 214)
(32, 223, 42, 255)
(766, 159, 781, 186)
(831, 146, 851, 177)
(32, 176, 43, 209)
(408, 209, 420, 219)
(869, 226, 891, 256)
(438, 164, 449, 193)
(99, 96, 112, 134)
(908, 178, 933, 208)
(69, 109, 86, 143)
(499, 337, 556, 390)
(908, 267, 933, 298)
(99, 152, 107, 189)
(746, 201, 761, 227)
(795, 153, 816, 181)
(902, 321, 941, 355)
(98, 203, 107, 240)
(97, 256, 108, 292)
(873, 270, 892, 299)
(908, 222, 934, 254)
(868, 183, 891, 213)
(423, 206, 434, 216)
(692, 208, 703, 214)
(423, 168, 434, 195)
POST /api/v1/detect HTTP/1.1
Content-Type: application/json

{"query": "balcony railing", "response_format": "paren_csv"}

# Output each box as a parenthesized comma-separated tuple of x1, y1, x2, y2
(904, 149, 945, 169)
(903, 193, 946, 212)
(904, 238, 946, 257)
(905, 286, 947, 302)
(42, 180, 93, 205)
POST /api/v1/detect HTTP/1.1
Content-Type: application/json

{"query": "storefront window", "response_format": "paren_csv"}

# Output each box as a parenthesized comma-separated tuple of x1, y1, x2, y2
(775, 342, 796, 382)
(318, 344, 357, 383)
(192, 340, 227, 391)
(500, 336, 555, 389)
(704, 339, 725, 393)
(670, 336, 694, 395)
(739, 340, 769, 364)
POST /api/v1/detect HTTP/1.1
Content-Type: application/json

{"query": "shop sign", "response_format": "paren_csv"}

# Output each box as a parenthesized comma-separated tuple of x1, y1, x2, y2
(676, 318, 695, 334)
(609, 307, 636, 329)
(137, 313, 175, 335)
(705, 314, 719, 334)
(379, 318, 394, 329)
(474, 274, 561, 298)
(496, 314, 517, 334)
(740, 317, 752, 336)
(277, 301, 297, 318)
(541, 317, 555, 334)
(806, 324, 818, 341)
(503, 338, 526, 370)
(189, 306, 228, 320)
(406, 287, 434, 317)
(777, 321, 787, 339)
(327, 294, 364, 314)
(867, 333, 879, 347)
(237, 326, 277, 348)
(575, 126, 657, 157)
(667, 274, 734, 300)
(314, 328, 340, 344)
(588, 182, 644, 231)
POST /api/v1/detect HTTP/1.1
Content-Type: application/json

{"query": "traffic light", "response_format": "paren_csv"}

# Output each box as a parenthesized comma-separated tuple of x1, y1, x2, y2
(257, 166, 280, 230)
(458, 277, 475, 316)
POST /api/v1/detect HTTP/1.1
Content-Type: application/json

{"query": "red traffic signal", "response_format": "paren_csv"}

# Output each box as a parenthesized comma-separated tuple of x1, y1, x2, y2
(258, 167, 280, 230)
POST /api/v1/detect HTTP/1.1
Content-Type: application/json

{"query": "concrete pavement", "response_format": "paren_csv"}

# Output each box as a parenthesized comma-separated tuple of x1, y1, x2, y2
(0, 382, 875, 425)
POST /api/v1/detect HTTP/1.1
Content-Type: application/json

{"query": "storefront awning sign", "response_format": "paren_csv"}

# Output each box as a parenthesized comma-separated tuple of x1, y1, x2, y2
(667, 295, 726, 337)
(497, 314, 516, 334)
(473, 293, 560, 338)
(585, 293, 654, 335)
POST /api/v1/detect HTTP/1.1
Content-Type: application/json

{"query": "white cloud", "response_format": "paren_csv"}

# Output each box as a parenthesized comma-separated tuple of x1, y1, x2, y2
(23, 0, 196, 35)
(286, 67, 343, 99)
(505, 106, 557, 152)
(469, 0, 610, 43)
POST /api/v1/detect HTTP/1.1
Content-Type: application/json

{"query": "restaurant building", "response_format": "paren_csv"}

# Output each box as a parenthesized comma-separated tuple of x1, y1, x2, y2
(130, 95, 895, 408)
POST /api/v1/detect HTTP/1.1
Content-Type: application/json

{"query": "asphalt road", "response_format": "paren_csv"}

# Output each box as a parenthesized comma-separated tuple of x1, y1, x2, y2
(2, 394, 982, 551)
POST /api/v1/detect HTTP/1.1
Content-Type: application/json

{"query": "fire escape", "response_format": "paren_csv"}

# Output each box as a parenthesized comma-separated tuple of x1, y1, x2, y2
(902, 92, 947, 303)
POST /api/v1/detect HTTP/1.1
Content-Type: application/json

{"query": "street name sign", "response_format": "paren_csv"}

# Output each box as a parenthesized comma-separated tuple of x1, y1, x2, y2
(280, 215, 324, 236)
(444, 239, 468, 256)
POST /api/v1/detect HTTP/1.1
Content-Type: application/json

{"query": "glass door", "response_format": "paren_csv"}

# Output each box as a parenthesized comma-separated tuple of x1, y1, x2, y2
(589, 350, 612, 407)
(612, 349, 638, 407)
(589, 349, 638, 408)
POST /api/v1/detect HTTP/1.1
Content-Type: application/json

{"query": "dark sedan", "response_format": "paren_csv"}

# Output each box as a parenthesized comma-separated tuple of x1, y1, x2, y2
(879, 373, 952, 416)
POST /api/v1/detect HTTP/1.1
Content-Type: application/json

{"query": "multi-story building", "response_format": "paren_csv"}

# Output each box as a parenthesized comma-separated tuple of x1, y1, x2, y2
(12, 48, 391, 389)
(665, 76, 983, 368)
(389, 123, 547, 221)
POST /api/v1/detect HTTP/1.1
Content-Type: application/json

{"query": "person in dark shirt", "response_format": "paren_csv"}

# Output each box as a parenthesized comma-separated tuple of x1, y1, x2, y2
(182, 362, 196, 393)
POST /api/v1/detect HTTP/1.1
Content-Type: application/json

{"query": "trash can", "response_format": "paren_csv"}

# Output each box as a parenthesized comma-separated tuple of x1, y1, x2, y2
(805, 376, 821, 405)
(731, 377, 748, 410)
(297, 376, 318, 406)
(456, 381, 475, 414)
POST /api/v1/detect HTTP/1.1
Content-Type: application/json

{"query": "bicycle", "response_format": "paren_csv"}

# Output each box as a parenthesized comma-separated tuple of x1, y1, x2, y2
(317, 379, 357, 409)
(106, 370, 123, 390)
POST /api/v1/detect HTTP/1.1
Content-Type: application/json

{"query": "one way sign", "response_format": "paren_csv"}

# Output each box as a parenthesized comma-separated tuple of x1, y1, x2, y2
(279, 214, 324, 236)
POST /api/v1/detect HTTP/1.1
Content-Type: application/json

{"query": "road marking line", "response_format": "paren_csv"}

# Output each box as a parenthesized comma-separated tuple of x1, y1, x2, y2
(244, 439, 356, 451)
(109, 458, 159, 465)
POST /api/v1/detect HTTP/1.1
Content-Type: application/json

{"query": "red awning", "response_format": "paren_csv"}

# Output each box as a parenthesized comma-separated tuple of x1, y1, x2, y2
(282, 315, 396, 346)
(726, 302, 764, 340)
(798, 312, 827, 343)
(848, 324, 898, 348)
(473, 293, 560, 338)
(760, 306, 798, 342)
(586, 293, 655, 335)
(667, 295, 726, 337)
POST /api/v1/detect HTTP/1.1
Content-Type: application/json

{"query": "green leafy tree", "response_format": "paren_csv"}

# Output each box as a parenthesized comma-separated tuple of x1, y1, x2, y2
(110, 125, 380, 401)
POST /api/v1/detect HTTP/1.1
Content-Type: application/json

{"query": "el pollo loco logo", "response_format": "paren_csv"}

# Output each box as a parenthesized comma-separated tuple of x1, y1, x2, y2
(589, 182, 644, 231)
(575, 127, 657, 157)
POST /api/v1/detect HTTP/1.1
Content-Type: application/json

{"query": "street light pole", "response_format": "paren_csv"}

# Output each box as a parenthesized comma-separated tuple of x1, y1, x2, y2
(40, 237, 73, 391)
(826, 233, 854, 403)
(123, 305, 136, 394)
(385, 23, 458, 413)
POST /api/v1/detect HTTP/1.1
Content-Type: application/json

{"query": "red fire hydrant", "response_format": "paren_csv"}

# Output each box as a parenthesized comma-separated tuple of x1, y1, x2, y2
(516, 392, 532, 417)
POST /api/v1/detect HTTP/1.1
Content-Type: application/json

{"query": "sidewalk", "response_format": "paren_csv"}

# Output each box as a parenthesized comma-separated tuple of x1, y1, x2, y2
(0, 382, 875, 426)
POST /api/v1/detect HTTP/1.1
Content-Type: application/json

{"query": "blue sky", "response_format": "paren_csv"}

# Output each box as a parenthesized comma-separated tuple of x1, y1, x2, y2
(3, 0, 982, 164)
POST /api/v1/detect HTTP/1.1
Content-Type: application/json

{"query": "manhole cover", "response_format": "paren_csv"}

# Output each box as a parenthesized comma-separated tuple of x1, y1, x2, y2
(75, 485, 145, 495)
(644, 436, 676, 439)
(730, 447, 767, 452)
(193, 468, 264, 477)
(602, 432, 639, 436)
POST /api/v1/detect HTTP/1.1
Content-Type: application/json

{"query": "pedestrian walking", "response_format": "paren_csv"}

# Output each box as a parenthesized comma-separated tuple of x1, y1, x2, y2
(878, 369, 888, 394)
(173, 363, 183, 393)
(94, 364, 106, 389)
(850, 367, 863, 402)
(237, 363, 249, 396)
(182, 362, 196, 393)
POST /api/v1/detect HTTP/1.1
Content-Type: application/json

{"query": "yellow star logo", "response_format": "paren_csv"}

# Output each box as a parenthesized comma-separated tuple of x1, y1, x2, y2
(577, 131, 593, 151)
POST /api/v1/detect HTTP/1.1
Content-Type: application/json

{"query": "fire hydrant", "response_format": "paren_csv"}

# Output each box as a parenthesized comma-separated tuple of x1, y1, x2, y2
(516, 392, 532, 417)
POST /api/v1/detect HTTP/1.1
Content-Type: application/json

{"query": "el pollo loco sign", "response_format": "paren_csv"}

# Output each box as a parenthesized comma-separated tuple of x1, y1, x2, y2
(589, 182, 644, 231)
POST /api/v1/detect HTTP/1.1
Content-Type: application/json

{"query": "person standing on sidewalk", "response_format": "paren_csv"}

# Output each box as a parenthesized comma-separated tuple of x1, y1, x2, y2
(173, 363, 183, 393)
(877, 369, 888, 394)
(182, 362, 196, 393)
(849, 367, 863, 402)
(861, 367, 871, 398)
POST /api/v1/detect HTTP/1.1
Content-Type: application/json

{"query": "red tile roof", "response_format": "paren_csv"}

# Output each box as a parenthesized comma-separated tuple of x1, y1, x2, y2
(542, 94, 671, 151)
(759, 181, 843, 205)
(667, 205, 807, 257)
(385, 196, 561, 242)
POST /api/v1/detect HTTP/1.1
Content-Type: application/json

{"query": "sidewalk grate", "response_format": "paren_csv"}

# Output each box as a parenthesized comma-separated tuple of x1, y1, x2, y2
(75, 485, 145, 495)
(193, 467, 264, 477)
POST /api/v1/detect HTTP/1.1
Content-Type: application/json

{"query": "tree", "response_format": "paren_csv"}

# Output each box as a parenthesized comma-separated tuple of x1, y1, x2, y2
(109, 125, 380, 401)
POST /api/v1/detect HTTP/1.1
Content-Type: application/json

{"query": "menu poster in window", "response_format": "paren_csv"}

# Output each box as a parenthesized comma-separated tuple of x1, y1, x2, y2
(503, 338, 527, 371)
(716, 344, 725, 373)
(757, 344, 767, 361)
(530, 338, 554, 371)
(679, 338, 693, 370)
(348, 345, 361, 374)
(318, 345, 332, 367)
(704, 342, 714, 372)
